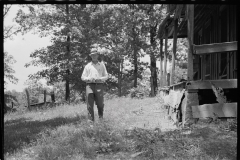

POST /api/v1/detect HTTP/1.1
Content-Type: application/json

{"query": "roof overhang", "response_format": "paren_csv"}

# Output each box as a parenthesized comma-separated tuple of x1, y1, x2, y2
(158, 4, 187, 39)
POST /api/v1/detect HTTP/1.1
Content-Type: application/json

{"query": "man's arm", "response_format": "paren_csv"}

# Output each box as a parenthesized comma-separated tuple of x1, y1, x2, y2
(100, 62, 108, 82)
(81, 65, 90, 82)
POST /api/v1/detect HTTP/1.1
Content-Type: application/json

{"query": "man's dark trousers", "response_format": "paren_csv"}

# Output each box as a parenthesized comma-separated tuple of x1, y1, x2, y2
(86, 83, 104, 121)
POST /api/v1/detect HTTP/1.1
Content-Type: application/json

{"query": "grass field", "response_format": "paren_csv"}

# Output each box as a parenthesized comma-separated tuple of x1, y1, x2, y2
(4, 97, 237, 160)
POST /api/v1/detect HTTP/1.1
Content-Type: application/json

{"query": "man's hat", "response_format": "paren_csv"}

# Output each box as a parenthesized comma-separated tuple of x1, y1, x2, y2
(90, 48, 98, 56)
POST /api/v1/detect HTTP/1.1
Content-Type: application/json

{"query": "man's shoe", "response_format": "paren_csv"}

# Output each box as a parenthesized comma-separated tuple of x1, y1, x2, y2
(87, 119, 94, 127)
(99, 116, 104, 123)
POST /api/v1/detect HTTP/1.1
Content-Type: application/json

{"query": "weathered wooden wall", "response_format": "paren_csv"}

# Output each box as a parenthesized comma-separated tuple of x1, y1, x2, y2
(193, 5, 237, 81)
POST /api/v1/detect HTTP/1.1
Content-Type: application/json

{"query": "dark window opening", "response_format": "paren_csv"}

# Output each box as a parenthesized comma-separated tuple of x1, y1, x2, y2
(198, 88, 238, 105)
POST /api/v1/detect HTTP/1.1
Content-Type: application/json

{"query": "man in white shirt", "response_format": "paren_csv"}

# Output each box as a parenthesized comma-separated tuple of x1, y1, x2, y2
(81, 49, 108, 121)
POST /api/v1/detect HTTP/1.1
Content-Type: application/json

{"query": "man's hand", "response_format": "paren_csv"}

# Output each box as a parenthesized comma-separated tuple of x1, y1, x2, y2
(86, 78, 102, 83)
(95, 78, 102, 83)
(87, 78, 95, 83)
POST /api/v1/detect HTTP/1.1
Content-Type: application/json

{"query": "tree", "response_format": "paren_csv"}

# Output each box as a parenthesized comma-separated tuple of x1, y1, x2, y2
(4, 4, 22, 41)
(17, 5, 98, 100)
(4, 5, 20, 88)
(95, 4, 132, 96)
(146, 4, 164, 96)
(15, 4, 174, 99)
(4, 5, 22, 113)
(65, 4, 70, 102)
(4, 52, 18, 89)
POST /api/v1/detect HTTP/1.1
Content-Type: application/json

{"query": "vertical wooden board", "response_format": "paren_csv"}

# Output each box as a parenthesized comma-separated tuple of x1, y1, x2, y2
(227, 52, 229, 79)
(221, 103, 237, 117)
(211, 54, 215, 79)
(217, 53, 219, 79)
(210, 54, 212, 79)
(213, 54, 216, 80)
(234, 52, 237, 78)
(187, 5, 194, 81)
(214, 54, 216, 80)
(192, 104, 215, 118)
(201, 56, 203, 80)
(229, 52, 231, 79)
(171, 18, 178, 85)
(213, 53, 216, 79)
(192, 103, 237, 118)
(163, 30, 168, 86)
(181, 93, 187, 125)
(230, 52, 233, 78)
(227, 6, 230, 42)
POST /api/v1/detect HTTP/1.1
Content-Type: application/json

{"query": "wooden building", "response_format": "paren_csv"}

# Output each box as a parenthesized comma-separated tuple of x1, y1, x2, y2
(158, 4, 237, 125)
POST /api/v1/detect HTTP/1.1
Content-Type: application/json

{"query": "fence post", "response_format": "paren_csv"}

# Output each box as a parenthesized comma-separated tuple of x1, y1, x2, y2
(25, 89, 30, 108)
(51, 91, 55, 103)
(44, 90, 46, 105)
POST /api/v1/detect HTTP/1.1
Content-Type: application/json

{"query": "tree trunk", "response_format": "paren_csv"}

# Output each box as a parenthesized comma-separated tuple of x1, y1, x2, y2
(150, 54, 157, 96)
(159, 39, 163, 87)
(171, 18, 178, 85)
(163, 28, 168, 86)
(118, 59, 122, 97)
(130, 4, 138, 88)
(65, 4, 70, 103)
(65, 69, 70, 102)
(150, 25, 158, 96)
(25, 89, 30, 108)
(150, 77, 154, 97)
(167, 73, 170, 86)
(133, 39, 138, 88)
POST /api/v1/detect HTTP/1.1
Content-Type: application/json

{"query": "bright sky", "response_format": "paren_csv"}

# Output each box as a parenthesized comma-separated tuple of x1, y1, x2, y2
(4, 5, 171, 92)
(4, 5, 51, 92)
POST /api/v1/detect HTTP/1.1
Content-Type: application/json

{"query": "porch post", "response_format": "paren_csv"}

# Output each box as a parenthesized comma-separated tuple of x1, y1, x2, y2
(171, 18, 178, 85)
(159, 39, 163, 87)
(182, 5, 198, 127)
(164, 28, 168, 86)
(187, 4, 194, 81)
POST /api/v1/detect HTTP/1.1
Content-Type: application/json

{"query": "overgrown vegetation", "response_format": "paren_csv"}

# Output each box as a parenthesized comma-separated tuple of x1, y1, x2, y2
(4, 97, 237, 160)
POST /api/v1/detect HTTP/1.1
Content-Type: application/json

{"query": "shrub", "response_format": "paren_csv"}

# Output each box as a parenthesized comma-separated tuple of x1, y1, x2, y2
(128, 85, 150, 99)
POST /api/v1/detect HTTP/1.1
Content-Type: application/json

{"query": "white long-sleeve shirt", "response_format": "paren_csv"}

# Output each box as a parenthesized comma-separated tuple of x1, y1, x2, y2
(81, 61, 108, 83)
